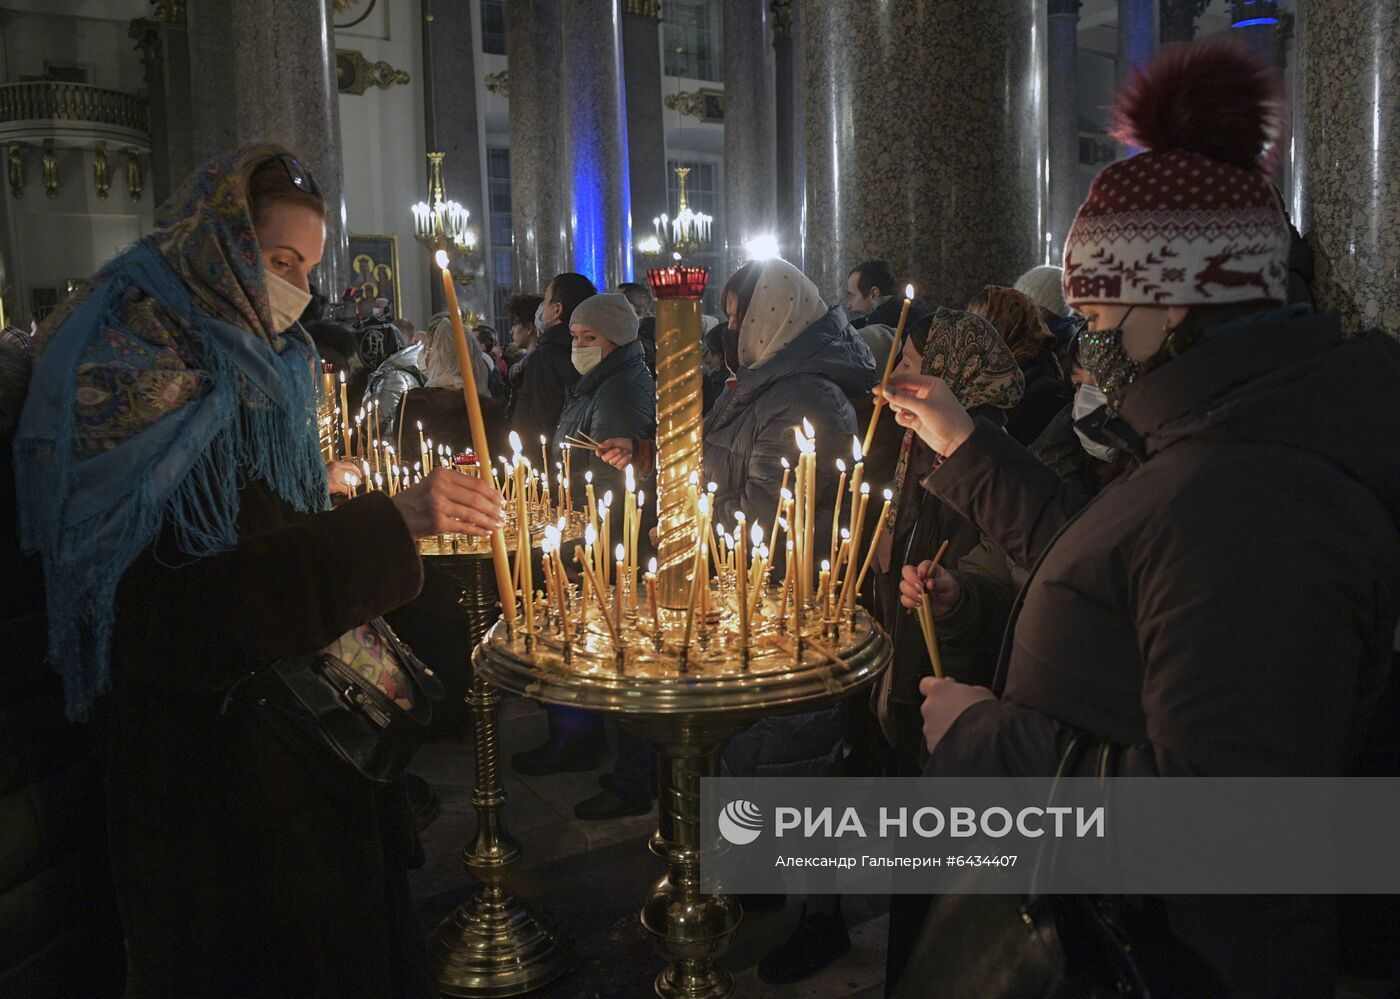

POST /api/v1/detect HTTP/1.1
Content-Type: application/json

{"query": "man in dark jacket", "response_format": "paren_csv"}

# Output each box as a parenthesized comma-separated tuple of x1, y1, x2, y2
(506, 272, 596, 448)
(844, 259, 931, 331)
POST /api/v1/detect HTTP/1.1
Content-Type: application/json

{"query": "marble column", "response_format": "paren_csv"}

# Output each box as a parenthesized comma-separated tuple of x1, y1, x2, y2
(1228, 0, 1277, 66)
(1116, 0, 1158, 87)
(803, 0, 1045, 307)
(1047, 0, 1081, 264)
(506, 0, 567, 293)
(423, 0, 489, 314)
(559, 0, 632, 290)
(772, 0, 803, 269)
(723, 0, 777, 274)
(1294, 0, 1400, 336)
(129, 14, 194, 207)
(621, 2, 667, 277)
(186, 0, 349, 295)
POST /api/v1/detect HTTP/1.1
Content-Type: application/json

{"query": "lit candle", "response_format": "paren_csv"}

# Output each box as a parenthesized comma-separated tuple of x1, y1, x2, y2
(817, 559, 831, 621)
(829, 457, 847, 575)
(645, 556, 661, 639)
(736, 525, 750, 657)
(680, 495, 711, 665)
(576, 546, 618, 648)
(614, 543, 626, 634)
(770, 458, 792, 545)
(437, 248, 515, 626)
(863, 283, 915, 455)
(582, 523, 596, 622)
(418, 421, 428, 474)
(338, 371, 350, 457)
(509, 431, 535, 638)
(585, 471, 597, 550)
(838, 482, 871, 613)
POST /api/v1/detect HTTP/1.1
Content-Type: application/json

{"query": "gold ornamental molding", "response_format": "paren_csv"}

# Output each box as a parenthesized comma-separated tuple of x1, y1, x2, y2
(0, 82, 149, 135)
(484, 70, 509, 97)
(771, 0, 793, 39)
(335, 49, 410, 96)
(622, 0, 661, 16)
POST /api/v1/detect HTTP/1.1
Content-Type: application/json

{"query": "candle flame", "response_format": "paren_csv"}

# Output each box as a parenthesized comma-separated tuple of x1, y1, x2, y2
(836, 458, 846, 472)
(508, 430, 523, 454)
(841, 527, 850, 538)
(602, 490, 613, 508)
(707, 482, 717, 494)
(781, 456, 791, 469)
(435, 249, 450, 269)
(615, 543, 625, 562)
(417, 420, 423, 430)
(585, 524, 597, 546)
(802, 417, 815, 437)
(689, 471, 699, 485)
(884, 488, 894, 500)
(539, 434, 546, 444)
(339, 370, 346, 383)
(751, 523, 764, 547)
(545, 525, 561, 546)
(625, 464, 635, 490)
(852, 436, 863, 462)
(861, 482, 872, 495)
(735, 510, 746, 524)
(557, 516, 567, 531)
(637, 491, 645, 506)
(586, 470, 594, 483)
(780, 487, 793, 501)
(904, 283, 915, 300)
(697, 494, 709, 516)
(648, 556, 658, 574)
(821, 559, 831, 572)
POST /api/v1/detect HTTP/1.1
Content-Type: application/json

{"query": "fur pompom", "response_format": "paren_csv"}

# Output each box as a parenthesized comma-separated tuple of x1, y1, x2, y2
(1110, 40, 1286, 172)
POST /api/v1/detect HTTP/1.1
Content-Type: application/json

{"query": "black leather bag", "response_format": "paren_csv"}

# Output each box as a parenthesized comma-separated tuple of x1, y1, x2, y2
(893, 735, 1152, 999)
(237, 617, 443, 789)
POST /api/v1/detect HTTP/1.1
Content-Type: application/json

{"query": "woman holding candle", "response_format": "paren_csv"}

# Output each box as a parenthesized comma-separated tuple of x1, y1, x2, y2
(705, 256, 876, 985)
(882, 44, 1400, 996)
(13, 146, 507, 998)
(869, 308, 1024, 780)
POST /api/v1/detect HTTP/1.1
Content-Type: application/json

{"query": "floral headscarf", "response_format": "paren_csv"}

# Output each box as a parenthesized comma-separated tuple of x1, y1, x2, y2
(14, 146, 327, 719)
(974, 285, 1057, 367)
(737, 258, 829, 369)
(877, 308, 1023, 570)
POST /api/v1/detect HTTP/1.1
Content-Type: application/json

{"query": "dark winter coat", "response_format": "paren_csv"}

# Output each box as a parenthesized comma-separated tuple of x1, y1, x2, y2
(400, 385, 512, 467)
(707, 307, 876, 779)
(704, 306, 876, 560)
(551, 339, 656, 515)
(1, 430, 125, 997)
(105, 481, 435, 998)
(923, 310, 1400, 995)
(1005, 353, 1072, 447)
(850, 295, 931, 332)
(507, 323, 579, 451)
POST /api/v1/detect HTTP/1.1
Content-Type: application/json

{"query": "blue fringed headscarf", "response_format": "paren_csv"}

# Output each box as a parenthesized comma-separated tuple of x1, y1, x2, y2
(13, 148, 329, 720)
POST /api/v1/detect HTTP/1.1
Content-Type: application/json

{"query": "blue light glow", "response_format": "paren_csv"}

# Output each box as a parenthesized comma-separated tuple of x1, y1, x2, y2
(1233, 17, 1278, 27)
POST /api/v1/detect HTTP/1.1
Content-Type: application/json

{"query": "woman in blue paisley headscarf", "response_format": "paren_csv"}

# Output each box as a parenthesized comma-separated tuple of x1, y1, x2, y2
(14, 145, 504, 997)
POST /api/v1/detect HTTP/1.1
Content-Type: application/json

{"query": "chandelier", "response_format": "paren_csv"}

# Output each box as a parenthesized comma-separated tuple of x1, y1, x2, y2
(411, 152, 477, 256)
(640, 165, 712, 263)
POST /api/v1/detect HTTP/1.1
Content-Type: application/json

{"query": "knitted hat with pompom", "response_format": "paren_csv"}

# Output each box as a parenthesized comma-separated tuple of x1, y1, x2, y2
(1062, 41, 1290, 311)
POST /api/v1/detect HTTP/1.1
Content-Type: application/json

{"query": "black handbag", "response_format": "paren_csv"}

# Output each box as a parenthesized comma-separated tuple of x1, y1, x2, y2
(233, 617, 443, 790)
(893, 735, 1152, 999)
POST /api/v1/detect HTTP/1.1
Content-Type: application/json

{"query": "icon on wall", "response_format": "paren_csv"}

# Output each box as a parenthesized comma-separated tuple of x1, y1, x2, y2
(347, 234, 401, 318)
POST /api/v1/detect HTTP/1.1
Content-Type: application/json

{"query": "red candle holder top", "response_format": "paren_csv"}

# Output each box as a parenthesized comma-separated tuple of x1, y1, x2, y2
(647, 266, 710, 300)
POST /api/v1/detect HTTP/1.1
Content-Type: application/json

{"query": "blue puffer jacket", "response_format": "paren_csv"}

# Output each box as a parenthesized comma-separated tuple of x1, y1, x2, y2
(706, 306, 875, 779)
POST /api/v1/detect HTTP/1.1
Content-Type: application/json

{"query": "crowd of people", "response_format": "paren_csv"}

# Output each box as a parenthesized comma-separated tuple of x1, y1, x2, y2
(3, 39, 1398, 999)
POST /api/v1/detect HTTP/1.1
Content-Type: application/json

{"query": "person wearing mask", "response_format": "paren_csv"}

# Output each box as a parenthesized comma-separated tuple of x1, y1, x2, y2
(507, 272, 596, 449)
(885, 43, 1400, 996)
(515, 293, 659, 796)
(617, 280, 657, 374)
(12, 145, 507, 998)
(504, 292, 543, 372)
(705, 257, 876, 985)
(966, 284, 1072, 446)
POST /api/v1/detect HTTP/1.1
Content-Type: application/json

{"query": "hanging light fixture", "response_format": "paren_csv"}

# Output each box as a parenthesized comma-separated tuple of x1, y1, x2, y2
(411, 151, 477, 255)
(639, 70, 714, 263)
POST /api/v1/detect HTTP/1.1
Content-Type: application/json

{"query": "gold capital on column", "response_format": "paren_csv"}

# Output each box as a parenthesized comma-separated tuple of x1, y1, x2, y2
(622, 0, 661, 18)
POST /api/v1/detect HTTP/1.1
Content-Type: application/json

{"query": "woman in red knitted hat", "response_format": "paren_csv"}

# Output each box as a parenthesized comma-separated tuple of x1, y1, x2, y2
(883, 41, 1400, 995)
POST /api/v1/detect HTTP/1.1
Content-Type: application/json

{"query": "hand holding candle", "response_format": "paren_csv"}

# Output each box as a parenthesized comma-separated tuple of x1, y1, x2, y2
(862, 283, 914, 455)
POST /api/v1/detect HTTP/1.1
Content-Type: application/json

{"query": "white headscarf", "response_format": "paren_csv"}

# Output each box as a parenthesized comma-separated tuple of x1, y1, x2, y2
(423, 313, 494, 396)
(736, 258, 828, 369)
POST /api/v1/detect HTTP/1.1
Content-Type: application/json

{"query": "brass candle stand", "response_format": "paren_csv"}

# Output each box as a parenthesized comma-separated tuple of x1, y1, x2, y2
(424, 514, 585, 997)
(475, 589, 890, 998)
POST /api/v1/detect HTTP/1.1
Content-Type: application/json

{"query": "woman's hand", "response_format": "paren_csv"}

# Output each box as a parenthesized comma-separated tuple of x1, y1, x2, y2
(919, 677, 995, 754)
(391, 468, 506, 539)
(595, 437, 635, 470)
(326, 460, 362, 497)
(899, 560, 960, 617)
(879, 373, 976, 457)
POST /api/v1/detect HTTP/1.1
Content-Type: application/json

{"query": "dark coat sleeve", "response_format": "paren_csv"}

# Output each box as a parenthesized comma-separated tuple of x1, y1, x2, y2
(588, 358, 656, 445)
(509, 344, 577, 450)
(936, 534, 1021, 668)
(924, 418, 1086, 570)
(114, 488, 424, 696)
(929, 453, 1396, 779)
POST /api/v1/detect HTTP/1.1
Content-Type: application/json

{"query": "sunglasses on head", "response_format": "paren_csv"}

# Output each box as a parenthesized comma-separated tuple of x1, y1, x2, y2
(279, 154, 321, 197)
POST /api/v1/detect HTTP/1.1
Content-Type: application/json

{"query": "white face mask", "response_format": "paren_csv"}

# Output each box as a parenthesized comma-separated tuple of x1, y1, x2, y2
(534, 302, 547, 334)
(571, 345, 603, 375)
(1072, 382, 1117, 462)
(266, 271, 311, 333)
